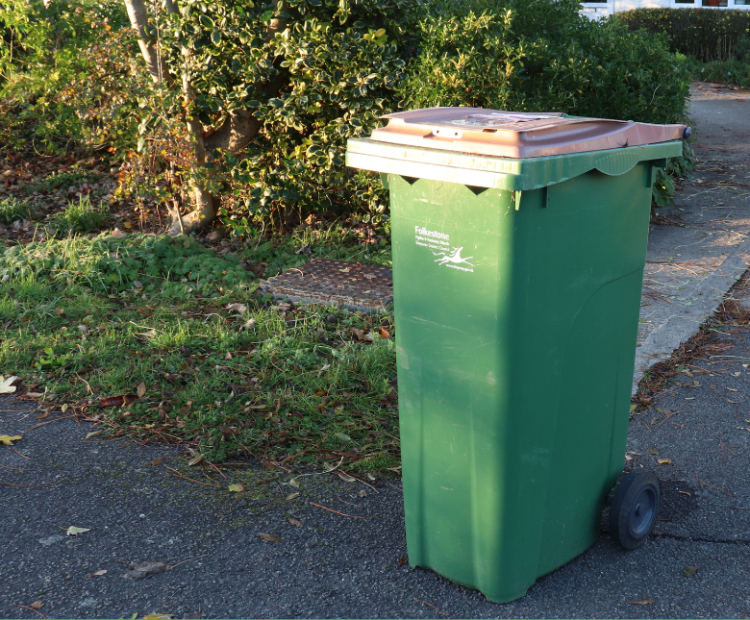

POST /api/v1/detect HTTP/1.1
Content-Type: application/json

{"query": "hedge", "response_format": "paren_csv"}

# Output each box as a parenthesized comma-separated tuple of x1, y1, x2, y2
(616, 8, 750, 62)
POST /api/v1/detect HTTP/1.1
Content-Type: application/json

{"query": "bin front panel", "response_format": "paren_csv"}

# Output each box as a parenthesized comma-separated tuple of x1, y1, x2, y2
(390, 164, 653, 602)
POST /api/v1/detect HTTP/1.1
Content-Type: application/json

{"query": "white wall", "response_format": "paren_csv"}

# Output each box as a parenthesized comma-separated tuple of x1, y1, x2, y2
(581, 0, 750, 19)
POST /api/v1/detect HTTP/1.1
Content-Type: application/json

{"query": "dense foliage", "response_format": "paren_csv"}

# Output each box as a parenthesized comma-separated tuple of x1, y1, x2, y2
(401, 0, 691, 125)
(0, 0, 145, 153)
(617, 8, 750, 63)
(1, 0, 693, 227)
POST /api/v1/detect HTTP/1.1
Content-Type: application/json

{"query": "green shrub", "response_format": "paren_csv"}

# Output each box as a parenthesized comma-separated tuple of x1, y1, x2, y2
(617, 8, 750, 62)
(0, 0, 147, 154)
(48, 196, 110, 234)
(401, 0, 690, 124)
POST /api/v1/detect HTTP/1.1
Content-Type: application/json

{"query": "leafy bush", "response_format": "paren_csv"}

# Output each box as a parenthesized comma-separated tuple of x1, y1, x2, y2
(0, 233, 253, 295)
(48, 196, 111, 234)
(617, 8, 750, 62)
(401, 0, 690, 124)
(0, 0, 147, 154)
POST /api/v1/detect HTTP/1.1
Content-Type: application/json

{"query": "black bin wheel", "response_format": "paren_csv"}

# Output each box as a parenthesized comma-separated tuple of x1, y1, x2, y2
(609, 471, 661, 550)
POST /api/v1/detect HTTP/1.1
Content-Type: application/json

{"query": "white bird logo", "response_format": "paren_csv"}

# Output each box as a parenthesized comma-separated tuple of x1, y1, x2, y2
(433, 247, 474, 267)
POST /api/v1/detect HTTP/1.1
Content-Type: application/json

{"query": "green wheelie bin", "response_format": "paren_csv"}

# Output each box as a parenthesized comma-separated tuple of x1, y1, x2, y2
(345, 108, 687, 603)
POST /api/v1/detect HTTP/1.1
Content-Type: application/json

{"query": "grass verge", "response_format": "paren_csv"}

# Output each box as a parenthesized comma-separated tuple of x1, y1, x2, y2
(0, 231, 399, 473)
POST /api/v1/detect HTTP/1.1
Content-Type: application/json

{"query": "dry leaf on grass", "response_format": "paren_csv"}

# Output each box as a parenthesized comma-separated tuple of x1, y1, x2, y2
(137, 382, 146, 398)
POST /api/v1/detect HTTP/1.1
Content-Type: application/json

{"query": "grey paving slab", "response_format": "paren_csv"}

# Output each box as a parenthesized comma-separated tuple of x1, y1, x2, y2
(634, 84, 750, 391)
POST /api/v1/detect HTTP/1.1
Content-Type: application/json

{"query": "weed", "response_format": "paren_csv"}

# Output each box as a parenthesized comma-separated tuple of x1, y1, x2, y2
(47, 196, 110, 234)
(0, 196, 36, 225)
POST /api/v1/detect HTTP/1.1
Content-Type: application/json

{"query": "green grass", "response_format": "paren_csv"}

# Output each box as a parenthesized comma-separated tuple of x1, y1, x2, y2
(240, 222, 392, 277)
(47, 196, 110, 234)
(27, 170, 104, 194)
(0, 196, 37, 225)
(0, 232, 399, 472)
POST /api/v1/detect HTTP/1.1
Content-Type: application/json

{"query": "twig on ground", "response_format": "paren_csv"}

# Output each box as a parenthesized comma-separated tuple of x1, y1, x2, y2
(169, 553, 210, 570)
(413, 598, 449, 618)
(309, 501, 373, 519)
(161, 466, 220, 488)
(30, 414, 75, 430)
(12, 447, 29, 460)
(695, 473, 734, 497)
(18, 604, 47, 619)
(719, 436, 738, 456)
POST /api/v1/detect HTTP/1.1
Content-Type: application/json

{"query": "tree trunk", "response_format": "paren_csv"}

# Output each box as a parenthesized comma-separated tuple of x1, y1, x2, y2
(123, 0, 169, 83)
(123, 0, 289, 236)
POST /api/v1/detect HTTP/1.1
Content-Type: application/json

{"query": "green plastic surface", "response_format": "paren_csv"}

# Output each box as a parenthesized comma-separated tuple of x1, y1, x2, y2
(346, 140, 679, 603)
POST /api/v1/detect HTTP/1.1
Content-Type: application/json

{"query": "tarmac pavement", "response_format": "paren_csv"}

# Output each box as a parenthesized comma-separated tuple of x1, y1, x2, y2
(2, 84, 750, 618)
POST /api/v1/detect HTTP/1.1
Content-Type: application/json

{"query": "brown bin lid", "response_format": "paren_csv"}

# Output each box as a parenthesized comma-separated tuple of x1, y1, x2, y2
(371, 108, 686, 159)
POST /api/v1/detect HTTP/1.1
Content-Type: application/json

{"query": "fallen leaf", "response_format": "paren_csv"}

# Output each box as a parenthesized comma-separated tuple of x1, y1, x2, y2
(649, 449, 659, 455)
(85, 431, 102, 439)
(66, 526, 91, 536)
(285, 492, 300, 501)
(657, 458, 672, 465)
(31, 601, 44, 610)
(99, 395, 138, 408)
(0, 376, 19, 393)
(366, 473, 376, 481)
(225, 303, 248, 315)
(123, 561, 169, 580)
(111, 228, 127, 239)
(630, 599, 654, 605)
(188, 454, 205, 466)
(137, 382, 146, 398)
(0, 434, 22, 446)
(379, 328, 390, 339)
(288, 518, 302, 527)
(335, 432, 351, 442)
(289, 477, 300, 488)
(87, 569, 107, 577)
(258, 533, 283, 543)
(123, 221, 133, 229)
(358, 490, 367, 498)
(228, 484, 243, 492)
(132, 280, 143, 289)
(143, 614, 174, 619)
(679, 491, 692, 497)
(337, 473, 356, 483)
(338, 267, 350, 273)
(684, 566, 698, 577)
(26, 392, 45, 398)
